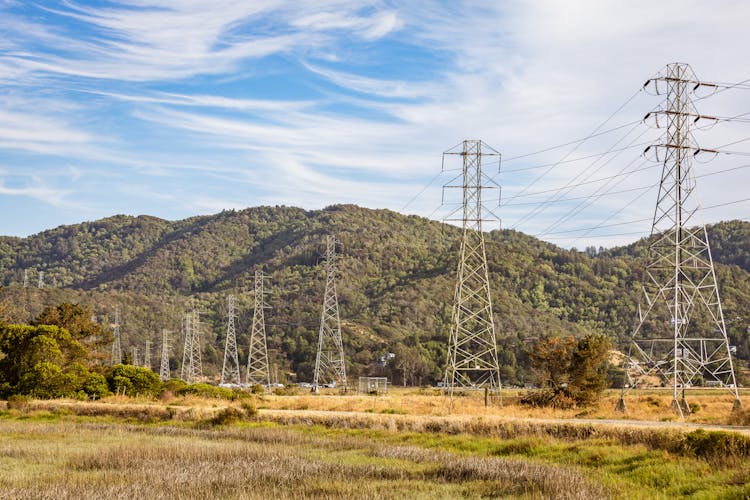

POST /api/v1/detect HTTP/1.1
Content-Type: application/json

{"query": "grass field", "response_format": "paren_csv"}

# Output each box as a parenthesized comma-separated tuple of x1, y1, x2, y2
(251, 387, 750, 425)
(1, 389, 749, 498)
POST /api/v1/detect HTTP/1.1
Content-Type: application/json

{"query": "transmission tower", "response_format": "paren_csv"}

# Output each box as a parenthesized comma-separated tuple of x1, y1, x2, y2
(180, 312, 192, 381)
(619, 63, 741, 416)
(187, 310, 203, 383)
(313, 236, 347, 391)
(23, 269, 28, 288)
(220, 294, 242, 385)
(131, 346, 139, 367)
(181, 310, 203, 383)
(442, 140, 502, 395)
(246, 271, 271, 386)
(143, 340, 151, 369)
(111, 308, 122, 365)
(159, 329, 170, 381)
(37, 270, 44, 289)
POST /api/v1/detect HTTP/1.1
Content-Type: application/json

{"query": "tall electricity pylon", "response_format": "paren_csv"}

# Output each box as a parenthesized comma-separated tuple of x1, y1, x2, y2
(221, 294, 242, 385)
(159, 329, 170, 381)
(131, 346, 139, 367)
(180, 311, 202, 383)
(23, 269, 28, 288)
(186, 310, 203, 383)
(246, 271, 271, 386)
(313, 236, 347, 391)
(37, 270, 44, 289)
(143, 340, 151, 370)
(442, 140, 502, 395)
(619, 63, 741, 416)
(180, 313, 190, 380)
(111, 308, 122, 365)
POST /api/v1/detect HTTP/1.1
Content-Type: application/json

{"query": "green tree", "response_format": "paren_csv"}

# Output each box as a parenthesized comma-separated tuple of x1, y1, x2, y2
(32, 302, 112, 364)
(106, 364, 162, 397)
(0, 324, 108, 398)
(523, 333, 611, 408)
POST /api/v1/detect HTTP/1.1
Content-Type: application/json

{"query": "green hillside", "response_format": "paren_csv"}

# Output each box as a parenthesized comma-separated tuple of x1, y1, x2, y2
(1, 205, 748, 386)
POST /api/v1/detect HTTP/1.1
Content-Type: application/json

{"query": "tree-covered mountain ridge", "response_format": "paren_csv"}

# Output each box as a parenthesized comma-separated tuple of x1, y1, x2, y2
(1, 205, 749, 385)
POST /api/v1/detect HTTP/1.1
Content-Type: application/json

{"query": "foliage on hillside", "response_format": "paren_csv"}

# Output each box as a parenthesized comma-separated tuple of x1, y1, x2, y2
(0, 205, 749, 386)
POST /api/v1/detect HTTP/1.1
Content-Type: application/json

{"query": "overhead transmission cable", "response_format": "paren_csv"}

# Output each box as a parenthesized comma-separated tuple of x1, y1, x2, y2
(501, 119, 642, 164)
(509, 122, 651, 231)
(499, 88, 645, 206)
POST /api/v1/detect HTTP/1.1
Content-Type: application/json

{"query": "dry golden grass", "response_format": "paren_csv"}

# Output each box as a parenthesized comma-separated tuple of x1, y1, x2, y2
(256, 387, 750, 425)
(0, 419, 607, 499)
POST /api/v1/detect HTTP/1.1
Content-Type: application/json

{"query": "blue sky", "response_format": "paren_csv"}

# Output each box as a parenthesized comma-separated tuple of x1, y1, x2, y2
(1, 1, 750, 247)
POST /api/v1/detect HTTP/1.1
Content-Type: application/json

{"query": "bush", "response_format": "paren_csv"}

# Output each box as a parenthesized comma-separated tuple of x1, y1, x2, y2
(240, 400, 258, 417)
(106, 365, 162, 397)
(83, 372, 110, 399)
(680, 430, 750, 465)
(19, 362, 65, 398)
(7, 394, 31, 412)
(205, 407, 245, 426)
(177, 383, 235, 400)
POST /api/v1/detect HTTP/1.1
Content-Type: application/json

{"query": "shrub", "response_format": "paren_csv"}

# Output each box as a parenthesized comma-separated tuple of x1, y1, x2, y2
(240, 400, 258, 417)
(680, 430, 750, 465)
(19, 362, 65, 398)
(7, 394, 31, 411)
(177, 383, 235, 400)
(206, 407, 245, 426)
(106, 365, 162, 397)
(83, 372, 110, 399)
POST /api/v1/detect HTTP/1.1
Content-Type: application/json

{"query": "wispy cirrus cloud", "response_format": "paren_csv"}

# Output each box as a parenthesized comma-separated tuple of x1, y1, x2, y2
(1, 0, 749, 247)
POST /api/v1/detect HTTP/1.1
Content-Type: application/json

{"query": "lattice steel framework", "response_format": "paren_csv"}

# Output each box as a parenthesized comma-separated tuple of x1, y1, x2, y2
(221, 294, 242, 385)
(111, 307, 122, 365)
(442, 140, 502, 393)
(143, 340, 151, 370)
(180, 310, 203, 383)
(180, 313, 190, 380)
(619, 63, 741, 416)
(246, 272, 271, 386)
(159, 329, 170, 381)
(313, 236, 347, 391)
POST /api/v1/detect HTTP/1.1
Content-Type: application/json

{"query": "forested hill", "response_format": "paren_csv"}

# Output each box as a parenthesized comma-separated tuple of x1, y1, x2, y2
(1, 205, 749, 385)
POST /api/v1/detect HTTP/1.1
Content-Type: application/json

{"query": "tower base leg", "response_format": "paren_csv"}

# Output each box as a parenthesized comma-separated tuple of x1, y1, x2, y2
(732, 398, 742, 412)
(614, 396, 627, 413)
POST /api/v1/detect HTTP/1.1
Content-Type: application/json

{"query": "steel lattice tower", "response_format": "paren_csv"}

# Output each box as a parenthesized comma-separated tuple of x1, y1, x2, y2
(246, 271, 271, 386)
(221, 294, 242, 385)
(180, 310, 202, 383)
(111, 308, 122, 365)
(619, 63, 741, 416)
(143, 340, 151, 369)
(159, 329, 170, 381)
(442, 140, 502, 394)
(180, 313, 190, 380)
(37, 270, 43, 289)
(131, 346, 139, 367)
(313, 236, 347, 391)
(187, 310, 203, 383)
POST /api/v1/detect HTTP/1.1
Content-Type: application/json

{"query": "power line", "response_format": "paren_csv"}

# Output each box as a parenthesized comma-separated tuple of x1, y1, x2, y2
(502, 119, 642, 163)
(536, 197, 750, 238)
(501, 140, 652, 173)
(401, 171, 443, 211)
(500, 88, 645, 205)
(510, 124, 651, 230)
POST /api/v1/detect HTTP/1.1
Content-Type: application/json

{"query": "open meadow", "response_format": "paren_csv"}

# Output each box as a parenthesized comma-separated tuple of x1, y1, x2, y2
(1, 388, 749, 499)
